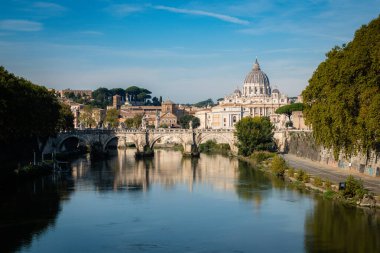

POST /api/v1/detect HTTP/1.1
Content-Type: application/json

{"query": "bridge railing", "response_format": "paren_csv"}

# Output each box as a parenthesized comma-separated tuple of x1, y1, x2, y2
(60, 128, 236, 135)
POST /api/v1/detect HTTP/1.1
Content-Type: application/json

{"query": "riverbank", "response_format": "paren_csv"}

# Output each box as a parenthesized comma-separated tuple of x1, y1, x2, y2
(239, 151, 379, 209)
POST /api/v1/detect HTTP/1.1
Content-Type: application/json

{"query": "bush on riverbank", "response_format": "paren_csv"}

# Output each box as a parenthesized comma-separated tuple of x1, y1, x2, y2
(15, 164, 52, 177)
(270, 155, 287, 177)
(341, 175, 368, 200)
(199, 140, 230, 153)
(250, 151, 276, 163)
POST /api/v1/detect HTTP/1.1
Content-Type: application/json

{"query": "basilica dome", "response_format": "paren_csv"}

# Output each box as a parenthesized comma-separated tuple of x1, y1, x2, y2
(242, 59, 271, 96)
(244, 59, 270, 86)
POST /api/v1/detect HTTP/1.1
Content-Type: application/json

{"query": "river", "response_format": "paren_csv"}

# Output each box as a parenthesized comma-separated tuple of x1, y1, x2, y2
(0, 149, 379, 253)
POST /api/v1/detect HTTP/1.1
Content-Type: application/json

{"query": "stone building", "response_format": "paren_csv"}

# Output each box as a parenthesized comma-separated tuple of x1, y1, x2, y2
(196, 59, 290, 129)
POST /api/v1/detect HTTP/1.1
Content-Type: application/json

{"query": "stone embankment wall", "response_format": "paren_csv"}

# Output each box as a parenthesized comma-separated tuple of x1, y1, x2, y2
(274, 130, 380, 177)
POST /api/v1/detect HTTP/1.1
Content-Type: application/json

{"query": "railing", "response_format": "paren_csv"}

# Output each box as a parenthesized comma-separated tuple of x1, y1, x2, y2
(60, 128, 236, 135)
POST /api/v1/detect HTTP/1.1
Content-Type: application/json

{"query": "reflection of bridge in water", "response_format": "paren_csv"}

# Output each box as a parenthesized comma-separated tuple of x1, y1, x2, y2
(71, 149, 240, 193)
(44, 128, 237, 156)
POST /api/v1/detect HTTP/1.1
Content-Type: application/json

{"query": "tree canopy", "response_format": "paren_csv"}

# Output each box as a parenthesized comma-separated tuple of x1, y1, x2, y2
(235, 116, 275, 156)
(179, 115, 200, 129)
(302, 15, 380, 158)
(105, 108, 120, 128)
(0, 66, 74, 166)
(275, 103, 304, 122)
(193, 98, 215, 108)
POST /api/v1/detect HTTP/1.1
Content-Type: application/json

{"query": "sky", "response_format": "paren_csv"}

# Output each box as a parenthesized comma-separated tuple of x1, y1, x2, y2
(0, 0, 379, 103)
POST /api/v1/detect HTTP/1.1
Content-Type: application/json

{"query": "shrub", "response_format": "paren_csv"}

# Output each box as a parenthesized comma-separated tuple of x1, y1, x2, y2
(250, 151, 275, 163)
(312, 176, 323, 187)
(302, 173, 310, 183)
(296, 169, 305, 181)
(342, 175, 368, 199)
(324, 180, 332, 189)
(287, 167, 295, 177)
(270, 155, 287, 177)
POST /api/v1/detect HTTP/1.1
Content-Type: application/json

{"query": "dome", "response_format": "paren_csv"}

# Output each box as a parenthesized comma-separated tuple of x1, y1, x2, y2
(272, 89, 279, 93)
(244, 59, 270, 86)
(234, 88, 241, 95)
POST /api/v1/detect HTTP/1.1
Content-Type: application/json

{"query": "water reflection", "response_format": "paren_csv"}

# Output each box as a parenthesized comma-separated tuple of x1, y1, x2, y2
(1, 150, 379, 253)
(0, 175, 74, 253)
(305, 197, 380, 253)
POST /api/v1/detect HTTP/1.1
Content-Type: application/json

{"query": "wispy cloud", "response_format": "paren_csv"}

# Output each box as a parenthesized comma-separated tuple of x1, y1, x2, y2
(33, 2, 66, 12)
(0, 19, 42, 31)
(153, 5, 249, 25)
(80, 30, 104, 36)
(108, 4, 143, 16)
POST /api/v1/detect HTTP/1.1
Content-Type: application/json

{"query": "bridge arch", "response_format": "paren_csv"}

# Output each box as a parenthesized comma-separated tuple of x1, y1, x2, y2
(57, 135, 89, 152)
(196, 132, 236, 153)
(150, 134, 186, 150)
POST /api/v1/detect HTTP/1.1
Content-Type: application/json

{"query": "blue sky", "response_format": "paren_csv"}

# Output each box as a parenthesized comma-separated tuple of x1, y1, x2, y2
(0, 0, 379, 103)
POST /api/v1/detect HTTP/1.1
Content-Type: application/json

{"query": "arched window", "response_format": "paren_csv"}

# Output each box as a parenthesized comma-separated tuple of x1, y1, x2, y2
(233, 116, 237, 123)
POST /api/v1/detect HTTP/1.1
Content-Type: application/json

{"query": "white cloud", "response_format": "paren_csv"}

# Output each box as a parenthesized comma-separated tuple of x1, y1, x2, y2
(80, 31, 104, 36)
(153, 5, 249, 25)
(33, 2, 66, 11)
(0, 19, 42, 31)
(108, 4, 143, 16)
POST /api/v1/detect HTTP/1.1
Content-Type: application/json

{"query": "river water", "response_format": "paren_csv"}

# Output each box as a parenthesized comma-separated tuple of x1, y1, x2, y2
(0, 149, 379, 253)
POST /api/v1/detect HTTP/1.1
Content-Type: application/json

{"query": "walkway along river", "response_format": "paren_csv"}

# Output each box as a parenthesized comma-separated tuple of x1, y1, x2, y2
(0, 149, 379, 253)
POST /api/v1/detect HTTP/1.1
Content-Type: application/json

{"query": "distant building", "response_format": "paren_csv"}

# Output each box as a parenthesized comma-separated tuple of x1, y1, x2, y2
(60, 89, 92, 98)
(113, 95, 122, 109)
(195, 59, 290, 129)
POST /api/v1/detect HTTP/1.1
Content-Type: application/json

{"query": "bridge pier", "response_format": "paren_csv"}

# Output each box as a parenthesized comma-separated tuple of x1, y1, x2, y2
(183, 143, 200, 157)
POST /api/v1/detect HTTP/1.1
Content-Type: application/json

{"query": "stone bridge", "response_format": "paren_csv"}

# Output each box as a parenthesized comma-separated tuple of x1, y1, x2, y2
(43, 128, 237, 156)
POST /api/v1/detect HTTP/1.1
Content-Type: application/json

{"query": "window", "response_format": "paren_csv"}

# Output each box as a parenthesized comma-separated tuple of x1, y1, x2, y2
(233, 116, 237, 123)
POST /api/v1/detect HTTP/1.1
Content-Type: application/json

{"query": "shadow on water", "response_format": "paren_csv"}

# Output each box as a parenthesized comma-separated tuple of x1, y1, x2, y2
(0, 175, 74, 253)
(305, 197, 380, 253)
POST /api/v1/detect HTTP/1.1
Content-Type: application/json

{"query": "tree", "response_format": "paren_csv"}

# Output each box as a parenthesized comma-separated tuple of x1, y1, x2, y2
(110, 88, 126, 101)
(91, 87, 111, 108)
(302, 15, 380, 158)
(56, 103, 74, 131)
(235, 116, 275, 156)
(0, 66, 67, 167)
(179, 115, 200, 129)
(193, 98, 215, 107)
(275, 103, 304, 122)
(124, 114, 143, 128)
(105, 108, 119, 128)
(79, 105, 95, 128)
(151, 96, 161, 106)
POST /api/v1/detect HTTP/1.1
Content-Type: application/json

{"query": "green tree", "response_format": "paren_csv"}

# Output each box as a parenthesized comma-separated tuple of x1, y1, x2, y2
(91, 87, 111, 108)
(125, 114, 143, 128)
(79, 105, 95, 128)
(105, 108, 119, 128)
(235, 116, 275, 156)
(179, 115, 200, 129)
(56, 103, 74, 131)
(302, 15, 380, 158)
(275, 103, 304, 122)
(193, 98, 215, 107)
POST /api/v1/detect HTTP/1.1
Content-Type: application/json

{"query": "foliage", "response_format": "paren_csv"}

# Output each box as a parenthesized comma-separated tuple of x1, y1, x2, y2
(91, 87, 112, 108)
(79, 105, 96, 128)
(179, 115, 200, 129)
(235, 116, 275, 156)
(296, 169, 306, 181)
(0, 66, 73, 167)
(312, 176, 323, 187)
(341, 175, 367, 199)
(125, 86, 152, 103)
(270, 155, 287, 176)
(105, 108, 119, 128)
(193, 98, 215, 107)
(56, 103, 74, 131)
(249, 151, 275, 163)
(302, 16, 380, 158)
(302, 173, 310, 183)
(324, 180, 332, 189)
(124, 114, 143, 128)
(198, 140, 230, 153)
(275, 103, 304, 122)
(287, 167, 295, 177)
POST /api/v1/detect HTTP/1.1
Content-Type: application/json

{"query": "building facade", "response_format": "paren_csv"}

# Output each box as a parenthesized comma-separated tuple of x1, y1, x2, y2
(196, 59, 289, 129)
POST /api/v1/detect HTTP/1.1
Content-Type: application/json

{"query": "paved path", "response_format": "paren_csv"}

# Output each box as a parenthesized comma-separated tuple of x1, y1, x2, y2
(282, 154, 380, 194)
